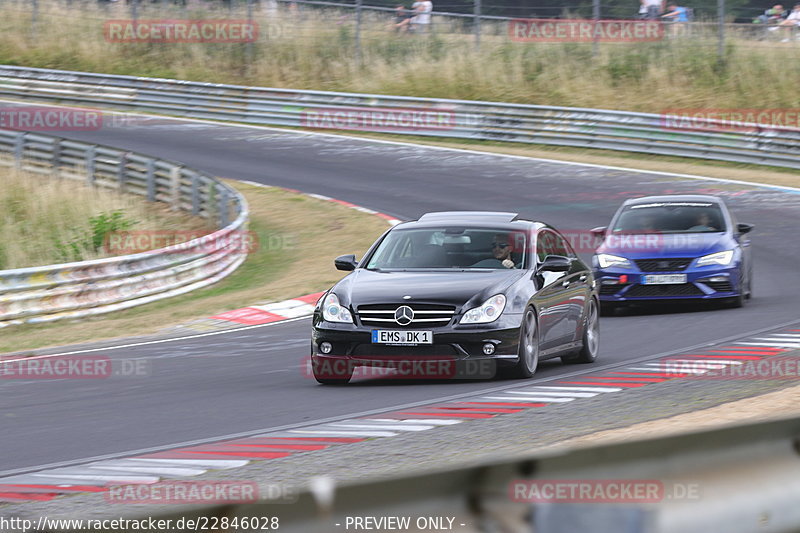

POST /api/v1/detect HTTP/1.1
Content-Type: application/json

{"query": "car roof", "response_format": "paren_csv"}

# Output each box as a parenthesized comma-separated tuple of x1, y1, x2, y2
(622, 194, 724, 207)
(400, 211, 544, 230)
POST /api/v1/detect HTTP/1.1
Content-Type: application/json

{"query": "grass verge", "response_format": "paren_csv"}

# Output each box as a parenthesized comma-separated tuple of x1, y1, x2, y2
(0, 168, 212, 269)
(0, 3, 798, 112)
(0, 182, 388, 354)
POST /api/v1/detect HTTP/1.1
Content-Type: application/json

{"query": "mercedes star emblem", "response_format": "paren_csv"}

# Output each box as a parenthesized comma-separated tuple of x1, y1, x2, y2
(394, 305, 414, 326)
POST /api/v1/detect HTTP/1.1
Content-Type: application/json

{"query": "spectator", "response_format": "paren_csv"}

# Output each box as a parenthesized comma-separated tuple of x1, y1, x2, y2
(662, 3, 690, 35)
(641, 0, 664, 20)
(410, 0, 433, 33)
(753, 4, 786, 23)
(779, 3, 800, 40)
(393, 4, 412, 33)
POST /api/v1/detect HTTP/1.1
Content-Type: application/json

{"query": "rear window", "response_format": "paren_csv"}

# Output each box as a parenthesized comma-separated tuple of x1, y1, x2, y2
(613, 202, 726, 234)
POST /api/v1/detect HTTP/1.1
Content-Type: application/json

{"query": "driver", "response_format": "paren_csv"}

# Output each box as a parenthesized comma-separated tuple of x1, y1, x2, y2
(688, 211, 717, 231)
(471, 233, 516, 269)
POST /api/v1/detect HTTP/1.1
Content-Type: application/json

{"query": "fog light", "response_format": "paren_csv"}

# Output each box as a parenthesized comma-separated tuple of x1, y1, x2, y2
(707, 276, 727, 282)
(320, 342, 333, 354)
(483, 343, 496, 355)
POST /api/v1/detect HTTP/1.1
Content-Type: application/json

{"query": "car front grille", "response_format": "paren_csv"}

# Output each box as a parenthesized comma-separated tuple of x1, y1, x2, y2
(600, 283, 629, 296)
(634, 258, 694, 272)
(357, 303, 456, 328)
(625, 283, 704, 298)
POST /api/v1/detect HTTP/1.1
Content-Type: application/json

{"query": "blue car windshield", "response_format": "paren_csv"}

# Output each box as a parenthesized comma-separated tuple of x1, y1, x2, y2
(366, 228, 527, 270)
(613, 203, 726, 234)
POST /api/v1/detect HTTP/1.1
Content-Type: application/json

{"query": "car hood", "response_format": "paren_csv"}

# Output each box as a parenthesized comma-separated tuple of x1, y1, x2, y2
(597, 232, 732, 259)
(331, 269, 526, 310)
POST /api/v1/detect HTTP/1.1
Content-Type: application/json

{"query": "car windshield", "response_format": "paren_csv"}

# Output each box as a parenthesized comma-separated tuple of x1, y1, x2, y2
(612, 202, 726, 234)
(365, 227, 528, 270)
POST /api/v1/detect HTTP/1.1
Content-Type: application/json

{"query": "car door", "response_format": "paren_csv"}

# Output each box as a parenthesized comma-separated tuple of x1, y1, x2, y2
(532, 229, 573, 350)
(554, 230, 592, 343)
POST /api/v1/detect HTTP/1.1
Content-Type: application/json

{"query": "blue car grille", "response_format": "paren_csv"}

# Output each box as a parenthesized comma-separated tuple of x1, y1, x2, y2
(626, 283, 704, 297)
(634, 258, 693, 272)
(600, 283, 628, 295)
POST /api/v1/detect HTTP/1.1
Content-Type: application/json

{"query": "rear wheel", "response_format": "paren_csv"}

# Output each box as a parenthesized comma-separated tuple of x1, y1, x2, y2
(562, 299, 599, 364)
(510, 307, 539, 379)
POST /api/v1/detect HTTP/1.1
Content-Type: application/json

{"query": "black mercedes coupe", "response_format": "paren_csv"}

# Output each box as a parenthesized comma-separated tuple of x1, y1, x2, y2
(311, 212, 600, 384)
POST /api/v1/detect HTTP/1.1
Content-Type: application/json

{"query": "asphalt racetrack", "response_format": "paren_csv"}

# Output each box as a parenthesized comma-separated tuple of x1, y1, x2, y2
(2, 115, 799, 475)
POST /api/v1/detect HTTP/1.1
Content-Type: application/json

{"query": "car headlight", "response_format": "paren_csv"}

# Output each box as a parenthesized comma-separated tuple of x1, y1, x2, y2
(696, 250, 734, 267)
(461, 294, 506, 325)
(321, 293, 353, 323)
(596, 253, 632, 269)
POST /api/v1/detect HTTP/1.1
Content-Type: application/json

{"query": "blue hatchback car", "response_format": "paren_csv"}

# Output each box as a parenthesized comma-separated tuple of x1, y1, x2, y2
(591, 195, 753, 313)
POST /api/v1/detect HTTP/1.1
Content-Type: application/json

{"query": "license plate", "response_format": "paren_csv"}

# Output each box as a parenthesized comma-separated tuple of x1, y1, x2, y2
(642, 274, 687, 285)
(371, 330, 433, 345)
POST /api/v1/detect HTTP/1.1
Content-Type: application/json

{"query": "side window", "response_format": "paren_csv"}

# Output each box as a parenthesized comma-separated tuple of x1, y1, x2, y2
(537, 230, 575, 261)
(536, 230, 556, 262)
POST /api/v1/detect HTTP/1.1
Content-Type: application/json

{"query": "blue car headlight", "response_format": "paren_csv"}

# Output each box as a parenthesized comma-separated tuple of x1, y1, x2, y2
(322, 293, 353, 323)
(696, 250, 734, 267)
(596, 253, 632, 269)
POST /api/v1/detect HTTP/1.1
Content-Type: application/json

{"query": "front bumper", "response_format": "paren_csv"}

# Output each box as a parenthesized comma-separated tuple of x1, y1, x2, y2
(595, 265, 742, 302)
(311, 313, 522, 363)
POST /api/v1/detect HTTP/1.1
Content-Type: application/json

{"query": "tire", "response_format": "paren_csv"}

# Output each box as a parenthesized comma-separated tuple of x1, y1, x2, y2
(510, 307, 539, 379)
(312, 356, 354, 385)
(562, 298, 600, 364)
(726, 275, 746, 309)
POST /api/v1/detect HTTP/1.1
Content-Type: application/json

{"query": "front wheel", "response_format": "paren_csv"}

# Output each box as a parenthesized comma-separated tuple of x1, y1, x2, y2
(312, 356, 354, 385)
(510, 307, 539, 379)
(562, 299, 599, 364)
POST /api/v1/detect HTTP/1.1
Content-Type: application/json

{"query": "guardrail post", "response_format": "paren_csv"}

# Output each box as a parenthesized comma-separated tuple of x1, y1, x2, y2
(218, 187, 229, 228)
(117, 152, 127, 193)
(190, 175, 200, 216)
(170, 166, 182, 212)
(146, 158, 156, 202)
(13, 132, 25, 171)
(52, 139, 62, 178)
(85, 146, 96, 185)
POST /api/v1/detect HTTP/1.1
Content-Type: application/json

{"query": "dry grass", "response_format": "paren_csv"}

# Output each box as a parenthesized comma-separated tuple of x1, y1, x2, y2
(0, 2, 798, 112)
(0, 167, 211, 269)
(0, 182, 388, 354)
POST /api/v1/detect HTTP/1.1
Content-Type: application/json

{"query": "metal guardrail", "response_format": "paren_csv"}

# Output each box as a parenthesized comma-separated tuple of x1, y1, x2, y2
(51, 411, 800, 533)
(0, 65, 798, 170)
(0, 129, 249, 327)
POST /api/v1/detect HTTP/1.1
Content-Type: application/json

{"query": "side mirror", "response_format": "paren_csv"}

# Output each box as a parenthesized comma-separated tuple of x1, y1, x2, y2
(590, 226, 607, 238)
(334, 254, 358, 271)
(737, 223, 754, 234)
(537, 254, 571, 273)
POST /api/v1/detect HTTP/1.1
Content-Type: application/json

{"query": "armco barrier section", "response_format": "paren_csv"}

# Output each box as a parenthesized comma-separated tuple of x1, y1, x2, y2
(0, 65, 799, 169)
(50, 414, 800, 533)
(0, 129, 248, 327)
